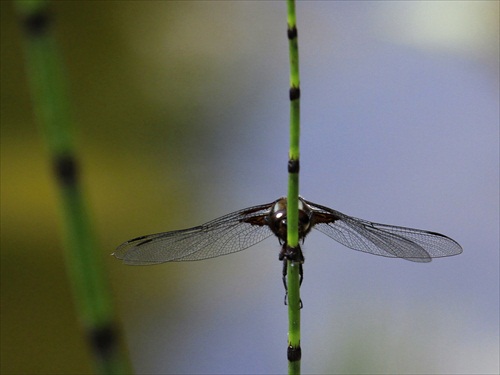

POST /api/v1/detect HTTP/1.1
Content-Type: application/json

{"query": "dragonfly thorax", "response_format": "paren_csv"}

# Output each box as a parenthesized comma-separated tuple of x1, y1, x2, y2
(267, 197, 313, 243)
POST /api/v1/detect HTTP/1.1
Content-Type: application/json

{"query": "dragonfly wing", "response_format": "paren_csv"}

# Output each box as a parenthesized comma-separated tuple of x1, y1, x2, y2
(113, 202, 276, 265)
(304, 200, 463, 262)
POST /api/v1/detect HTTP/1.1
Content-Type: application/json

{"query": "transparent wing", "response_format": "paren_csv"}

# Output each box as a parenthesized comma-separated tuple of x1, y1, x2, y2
(304, 199, 463, 262)
(113, 202, 276, 265)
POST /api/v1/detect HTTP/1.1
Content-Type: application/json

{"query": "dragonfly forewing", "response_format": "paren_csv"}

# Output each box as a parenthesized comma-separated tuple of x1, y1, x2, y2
(113, 202, 276, 265)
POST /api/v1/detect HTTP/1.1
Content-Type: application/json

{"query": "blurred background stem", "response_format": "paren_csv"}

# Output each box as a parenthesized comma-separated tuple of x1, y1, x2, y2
(14, 1, 131, 373)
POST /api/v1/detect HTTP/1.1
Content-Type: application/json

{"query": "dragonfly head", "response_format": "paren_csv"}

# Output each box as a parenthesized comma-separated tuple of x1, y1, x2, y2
(268, 197, 313, 243)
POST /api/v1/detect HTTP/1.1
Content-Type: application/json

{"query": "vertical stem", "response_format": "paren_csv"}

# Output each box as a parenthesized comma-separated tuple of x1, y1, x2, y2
(286, 1, 301, 374)
(14, 1, 131, 373)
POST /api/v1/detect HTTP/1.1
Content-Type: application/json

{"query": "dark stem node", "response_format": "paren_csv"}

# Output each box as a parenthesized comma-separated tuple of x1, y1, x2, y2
(88, 324, 118, 360)
(23, 9, 51, 36)
(287, 344, 302, 362)
(288, 159, 300, 174)
(53, 154, 78, 186)
(289, 87, 301, 101)
(287, 25, 298, 40)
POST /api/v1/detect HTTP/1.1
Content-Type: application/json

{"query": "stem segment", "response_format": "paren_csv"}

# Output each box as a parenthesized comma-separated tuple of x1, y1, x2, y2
(286, 1, 301, 374)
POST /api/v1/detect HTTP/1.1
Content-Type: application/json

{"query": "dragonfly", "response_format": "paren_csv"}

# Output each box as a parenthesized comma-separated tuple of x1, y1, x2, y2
(114, 196, 462, 285)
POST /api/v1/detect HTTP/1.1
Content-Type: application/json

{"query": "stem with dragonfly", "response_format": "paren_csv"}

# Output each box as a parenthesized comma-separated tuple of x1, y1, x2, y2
(14, 1, 131, 373)
(286, 1, 301, 374)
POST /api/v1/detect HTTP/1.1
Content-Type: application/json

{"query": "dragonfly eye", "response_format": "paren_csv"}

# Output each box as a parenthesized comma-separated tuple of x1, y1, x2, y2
(269, 209, 288, 242)
(298, 210, 312, 237)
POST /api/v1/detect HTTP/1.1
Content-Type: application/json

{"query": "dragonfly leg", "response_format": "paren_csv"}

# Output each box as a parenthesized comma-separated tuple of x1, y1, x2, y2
(297, 262, 304, 309)
(299, 263, 303, 286)
(282, 259, 288, 290)
(282, 260, 289, 305)
(282, 257, 303, 308)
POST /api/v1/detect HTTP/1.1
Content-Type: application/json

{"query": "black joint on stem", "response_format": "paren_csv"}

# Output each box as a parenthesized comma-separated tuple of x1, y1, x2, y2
(289, 87, 300, 101)
(287, 26, 298, 40)
(88, 324, 118, 360)
(288, 159, 300, 174)
(54, 154, 78, 186)
(288, 344, 302, 362)
(23, 9, 51, 36)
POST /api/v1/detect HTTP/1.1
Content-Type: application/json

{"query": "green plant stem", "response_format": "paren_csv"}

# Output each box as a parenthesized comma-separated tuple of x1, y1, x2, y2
(286, 1, 301, 374)
(15, 1, 131, 373)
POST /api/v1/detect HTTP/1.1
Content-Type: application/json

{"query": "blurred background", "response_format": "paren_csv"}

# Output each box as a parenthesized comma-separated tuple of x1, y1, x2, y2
(1, 1, 499, 374)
